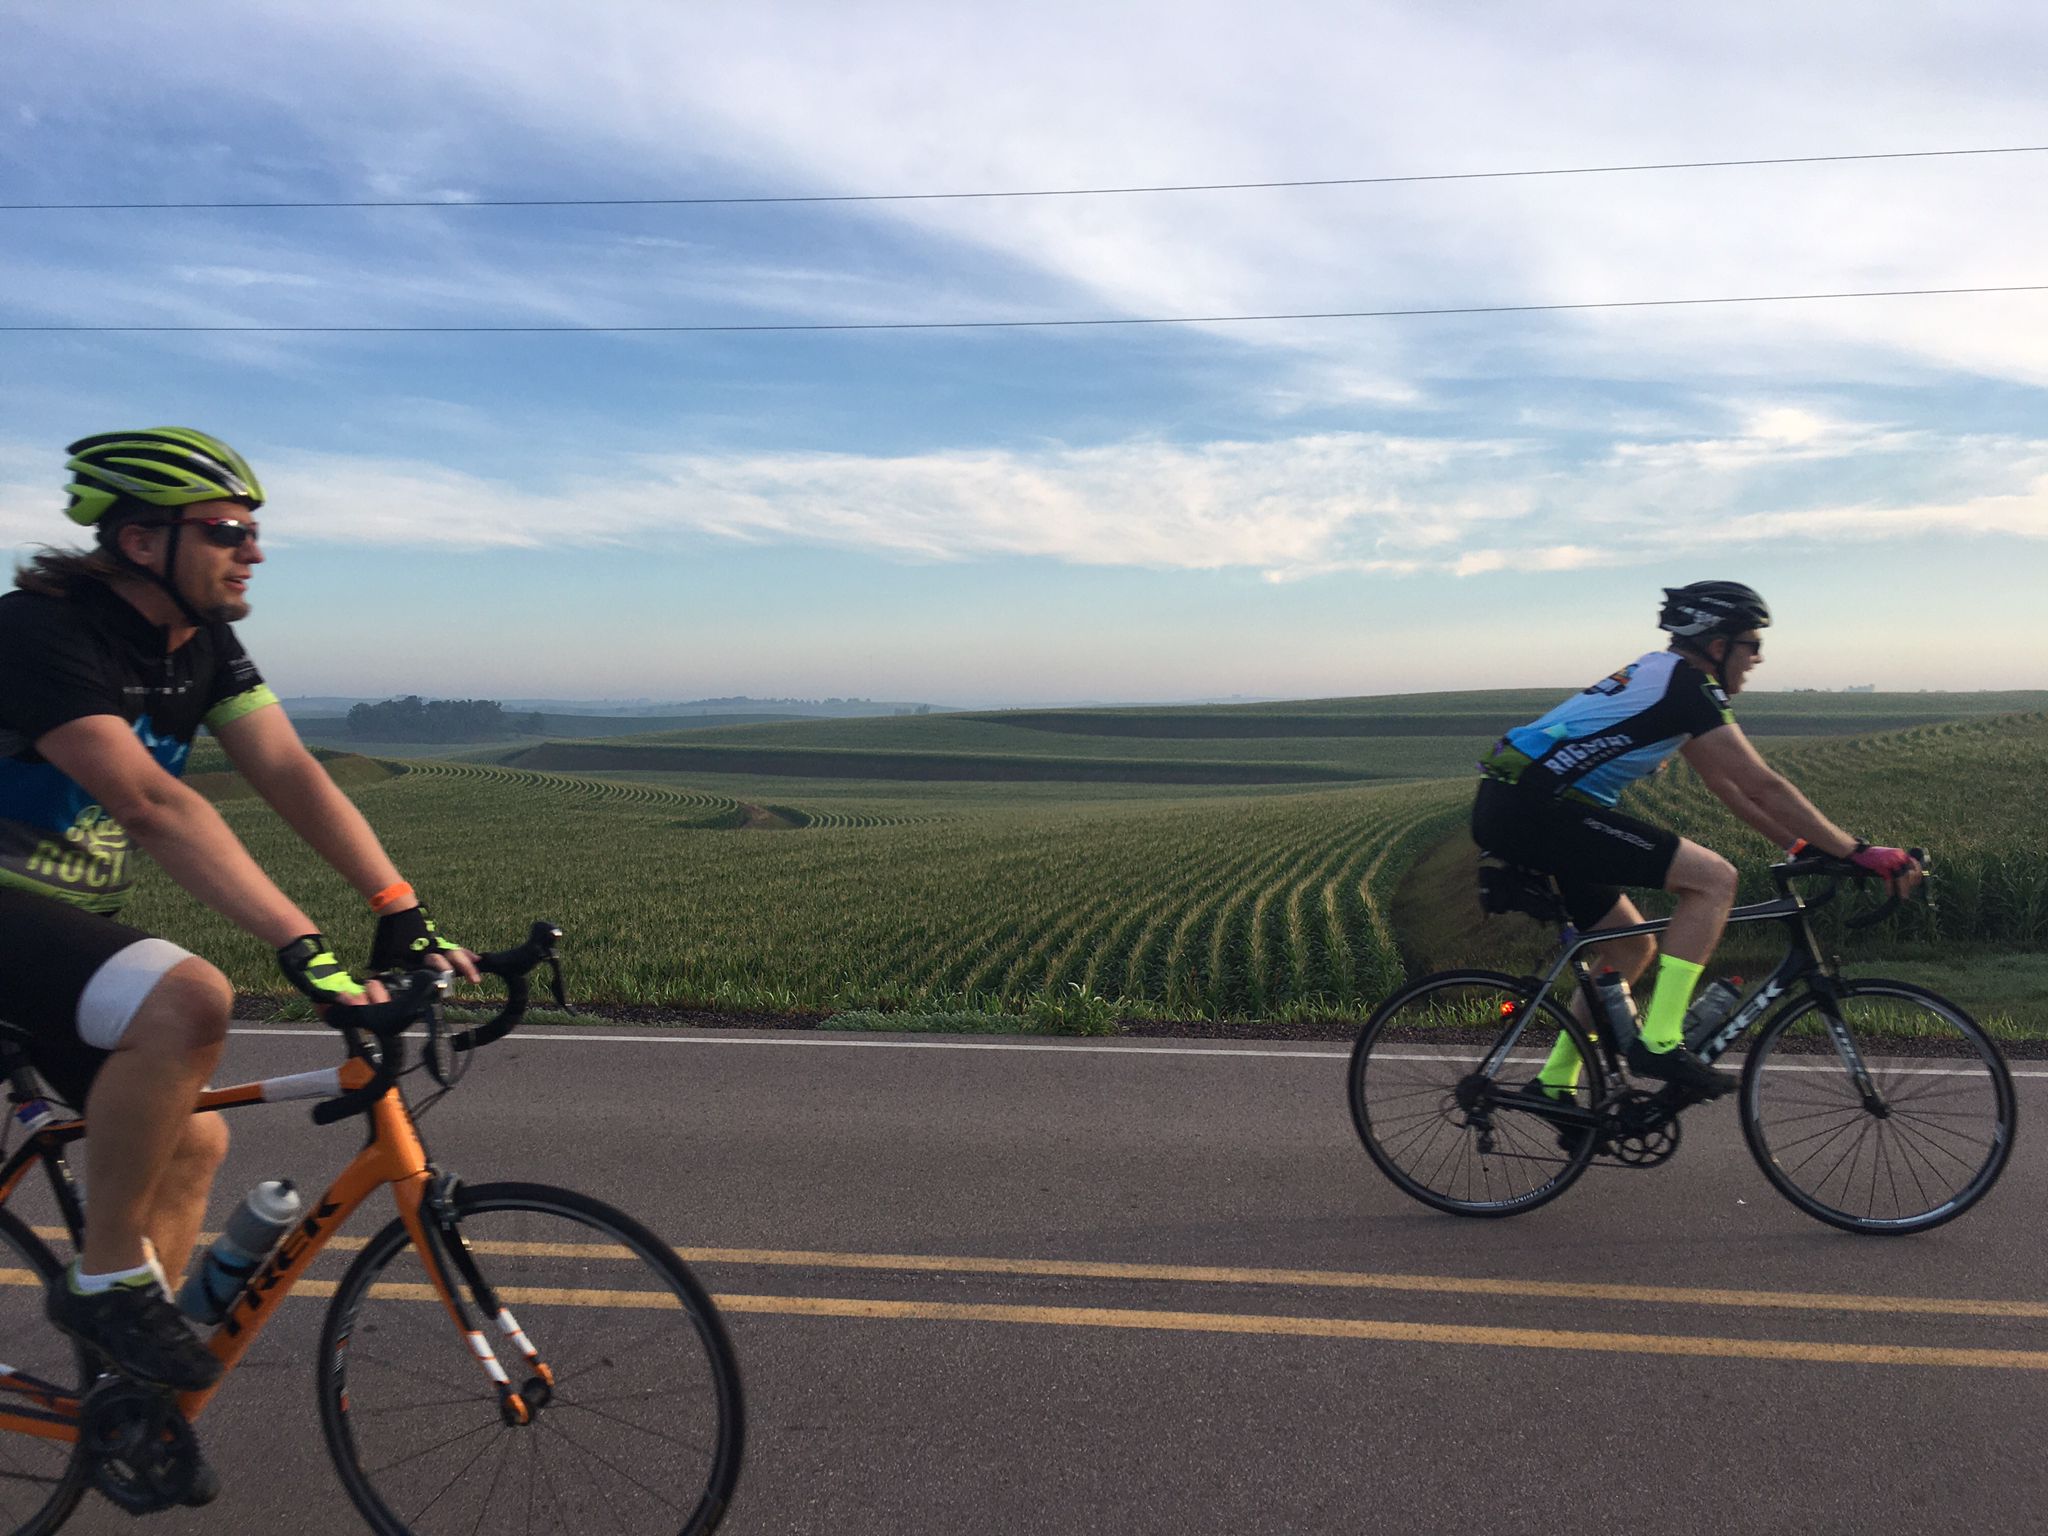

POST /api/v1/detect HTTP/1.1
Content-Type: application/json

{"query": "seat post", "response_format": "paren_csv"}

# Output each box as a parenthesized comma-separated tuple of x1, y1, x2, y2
(0, 1032, 53, 1116)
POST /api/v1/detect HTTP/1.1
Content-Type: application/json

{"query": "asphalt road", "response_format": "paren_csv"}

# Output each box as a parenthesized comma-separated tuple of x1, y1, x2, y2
(14, 1022, 2048, 1535)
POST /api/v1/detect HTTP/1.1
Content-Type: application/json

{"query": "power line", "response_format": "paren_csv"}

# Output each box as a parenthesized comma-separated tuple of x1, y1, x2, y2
(5, 145, 2046, 212)
(4, 283, 2044, 334)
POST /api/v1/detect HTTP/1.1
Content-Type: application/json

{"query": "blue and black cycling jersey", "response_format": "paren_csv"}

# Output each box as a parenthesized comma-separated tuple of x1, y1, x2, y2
(1482, 651, 1733, 807)
(0, 579, 276, 913)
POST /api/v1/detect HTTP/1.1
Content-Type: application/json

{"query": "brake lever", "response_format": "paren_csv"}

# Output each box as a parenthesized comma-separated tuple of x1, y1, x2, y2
(1844, 848, 1931, 932)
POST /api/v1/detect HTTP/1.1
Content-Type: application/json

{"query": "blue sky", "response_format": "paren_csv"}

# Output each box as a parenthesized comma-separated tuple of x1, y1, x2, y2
(2, 2, 2044, 706)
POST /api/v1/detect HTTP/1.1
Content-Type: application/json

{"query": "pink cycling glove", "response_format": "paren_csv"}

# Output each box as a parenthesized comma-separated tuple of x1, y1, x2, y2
(1848, 842, 1917, 879)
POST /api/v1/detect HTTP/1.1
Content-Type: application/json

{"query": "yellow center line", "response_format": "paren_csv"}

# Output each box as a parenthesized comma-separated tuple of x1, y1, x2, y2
(711, 1294, 2048, 1372)
(671, 1248, 2048, 1321)
(26, 1228, 2048, 1321)
(5, 1269, 2046, 1372)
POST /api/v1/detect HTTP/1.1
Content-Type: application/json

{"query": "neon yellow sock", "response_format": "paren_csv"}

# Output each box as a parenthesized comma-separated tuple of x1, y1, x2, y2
(1640, 954, 1705, 1052)
(1537, 1031, 1583, 1093)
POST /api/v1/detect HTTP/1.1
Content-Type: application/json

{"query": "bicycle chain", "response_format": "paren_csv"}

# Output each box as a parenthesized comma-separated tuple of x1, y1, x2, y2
(1594, 1090, 1683, 1167)
(79, 1377, 201, 1514)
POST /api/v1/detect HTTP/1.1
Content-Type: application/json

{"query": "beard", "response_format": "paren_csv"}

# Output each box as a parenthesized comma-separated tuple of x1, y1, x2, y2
(198, 591, 252, 624)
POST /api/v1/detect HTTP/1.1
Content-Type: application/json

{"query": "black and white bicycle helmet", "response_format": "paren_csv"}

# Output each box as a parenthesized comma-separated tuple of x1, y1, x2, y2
(1658, 581, 1771, 640)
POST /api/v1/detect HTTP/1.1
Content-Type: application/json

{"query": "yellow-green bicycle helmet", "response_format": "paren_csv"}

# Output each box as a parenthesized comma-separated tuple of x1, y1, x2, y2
(64, 427, 264, 530)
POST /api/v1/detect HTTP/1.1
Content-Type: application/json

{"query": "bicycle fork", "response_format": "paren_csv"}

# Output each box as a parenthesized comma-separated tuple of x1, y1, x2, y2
(401, 1173, 558, 1427)
(1809, 990, 1887, 1115)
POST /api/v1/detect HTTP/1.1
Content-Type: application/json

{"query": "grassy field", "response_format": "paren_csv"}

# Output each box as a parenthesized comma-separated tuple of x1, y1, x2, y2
(294, 710, 813, 748)
(150, 692, 2046, 1034)
(141, 758, 1463, 1026)
(512, 689, 2048, 785)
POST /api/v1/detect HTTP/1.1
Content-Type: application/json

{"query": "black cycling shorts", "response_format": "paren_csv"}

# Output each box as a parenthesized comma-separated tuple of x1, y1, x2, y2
(0, 889, 171, 1107)
(1470, 778, 1682, 930)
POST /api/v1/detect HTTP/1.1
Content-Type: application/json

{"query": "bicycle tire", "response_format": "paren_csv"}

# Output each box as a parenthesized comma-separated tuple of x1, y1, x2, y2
(0, 1208, 89, 1536)
(1740, 979, 2016, 1235)
(1349, 969, 1599, 1217)
(316, 1181, 744, 1536)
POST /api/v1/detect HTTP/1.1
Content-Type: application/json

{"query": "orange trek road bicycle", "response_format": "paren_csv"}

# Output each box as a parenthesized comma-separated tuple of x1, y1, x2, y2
(0, 923, 743, 1536)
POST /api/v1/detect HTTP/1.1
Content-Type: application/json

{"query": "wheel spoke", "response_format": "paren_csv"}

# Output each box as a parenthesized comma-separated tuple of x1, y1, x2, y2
(1747, 985, 2012, 1232)
(319, 1187, 741, 1535)
(1352, 974, 1592, 1215)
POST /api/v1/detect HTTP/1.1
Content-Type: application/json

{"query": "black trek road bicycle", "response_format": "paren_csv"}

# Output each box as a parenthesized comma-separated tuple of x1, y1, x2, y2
(0, 923, 744, 1536)
(1348, 853, 2016, 1234)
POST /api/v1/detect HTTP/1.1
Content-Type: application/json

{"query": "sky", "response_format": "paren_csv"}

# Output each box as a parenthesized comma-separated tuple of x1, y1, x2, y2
(2, 1, 2044, 707)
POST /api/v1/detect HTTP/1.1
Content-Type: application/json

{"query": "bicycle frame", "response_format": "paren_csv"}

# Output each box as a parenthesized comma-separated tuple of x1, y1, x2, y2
(0, 1052, 549, 1447)
(1476, 873, 1875, 1101)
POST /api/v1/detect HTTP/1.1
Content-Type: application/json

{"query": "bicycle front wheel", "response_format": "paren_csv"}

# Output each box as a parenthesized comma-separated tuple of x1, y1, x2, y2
(1349, 969, 1598, 1217)
(0, 1209, 88, 1536)
(1741, 979, 2016, 1235)
(317, 1181, 744, 1536)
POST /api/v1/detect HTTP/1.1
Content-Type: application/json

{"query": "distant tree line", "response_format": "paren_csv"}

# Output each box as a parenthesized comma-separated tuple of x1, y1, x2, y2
(346, 696, 545, 741)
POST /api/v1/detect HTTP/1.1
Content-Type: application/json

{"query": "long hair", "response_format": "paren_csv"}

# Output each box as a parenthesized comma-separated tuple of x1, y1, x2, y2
(14, 546, 124, 598)
(16, 494, 154, 597)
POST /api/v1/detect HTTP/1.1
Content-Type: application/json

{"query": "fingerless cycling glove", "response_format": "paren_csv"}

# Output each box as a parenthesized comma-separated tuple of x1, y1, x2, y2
(370, 903, 464, 972)
(278, 935, 365, 1007)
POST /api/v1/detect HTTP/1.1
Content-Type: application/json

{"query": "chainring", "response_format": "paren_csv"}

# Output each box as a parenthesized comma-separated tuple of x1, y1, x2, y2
(1595, 1089, 1683, 1167)
(79, 1377, 200, 1514)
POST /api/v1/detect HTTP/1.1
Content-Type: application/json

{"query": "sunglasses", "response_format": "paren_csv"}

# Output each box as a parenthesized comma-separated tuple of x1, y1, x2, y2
(1728, 637, 1763, 656)
(139, 516, 262, 550)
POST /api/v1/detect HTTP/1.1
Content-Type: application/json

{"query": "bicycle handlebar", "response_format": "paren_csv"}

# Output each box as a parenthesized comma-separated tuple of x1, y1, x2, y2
(310, 920, 565, 1126)
(1772, 848, 1930, 932)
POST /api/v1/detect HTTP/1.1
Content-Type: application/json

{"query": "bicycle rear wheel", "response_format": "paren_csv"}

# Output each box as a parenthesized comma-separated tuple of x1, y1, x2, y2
(1349, 970, 1598, 1217)
(1740, 979, 2016, 1235)
(317, 1181, 744, 1536)
(0, 1209, 88, 1536)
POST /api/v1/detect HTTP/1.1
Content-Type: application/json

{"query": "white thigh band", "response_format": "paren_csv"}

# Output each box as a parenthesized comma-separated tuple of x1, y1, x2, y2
(76, 939, 196, 1050)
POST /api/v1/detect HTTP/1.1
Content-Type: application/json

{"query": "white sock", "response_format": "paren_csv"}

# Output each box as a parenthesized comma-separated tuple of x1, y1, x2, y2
(70, 1260, 160, 1295)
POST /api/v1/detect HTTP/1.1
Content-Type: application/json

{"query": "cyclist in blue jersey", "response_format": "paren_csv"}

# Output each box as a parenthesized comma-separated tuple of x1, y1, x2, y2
(0, 430, 478, 1422)
(1473, 581, 1920, 1099)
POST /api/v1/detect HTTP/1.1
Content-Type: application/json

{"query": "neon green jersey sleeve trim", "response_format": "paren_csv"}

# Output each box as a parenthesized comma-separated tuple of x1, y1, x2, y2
(203, 684, 280, 732)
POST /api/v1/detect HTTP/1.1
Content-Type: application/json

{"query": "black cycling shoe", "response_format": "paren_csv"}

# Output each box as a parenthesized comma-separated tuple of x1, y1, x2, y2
(46, 1272, 224, 1393)
(181, 1452, 222, 1507)
(1511, 1079, 1593, 1153)
(1626, 1037, 1735, 1100)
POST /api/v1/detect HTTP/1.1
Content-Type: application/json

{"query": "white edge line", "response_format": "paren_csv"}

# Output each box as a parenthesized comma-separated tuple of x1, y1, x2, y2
(227, 1027, 1338, 1061)
(226, 1027, 2048, 1077)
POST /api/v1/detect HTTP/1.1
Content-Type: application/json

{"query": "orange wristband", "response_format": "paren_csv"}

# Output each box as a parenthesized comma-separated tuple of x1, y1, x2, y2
(368, 881, 415, 914)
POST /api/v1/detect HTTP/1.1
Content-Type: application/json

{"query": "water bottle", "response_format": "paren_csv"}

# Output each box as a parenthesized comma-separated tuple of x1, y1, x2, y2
(1683, 976, 1745, 1052)
(1588, 968, 1638, 1047)
(176, 1180, 302, 1324)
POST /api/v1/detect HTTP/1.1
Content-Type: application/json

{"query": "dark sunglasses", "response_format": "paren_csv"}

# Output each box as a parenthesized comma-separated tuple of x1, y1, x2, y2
(138, 516, 261, 550)
(1728, 637, 1763, 656)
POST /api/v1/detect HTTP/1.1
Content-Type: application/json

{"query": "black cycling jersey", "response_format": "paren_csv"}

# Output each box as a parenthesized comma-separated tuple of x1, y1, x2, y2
(1482, 650, 1732, 807)
(0, 579, 276, 914)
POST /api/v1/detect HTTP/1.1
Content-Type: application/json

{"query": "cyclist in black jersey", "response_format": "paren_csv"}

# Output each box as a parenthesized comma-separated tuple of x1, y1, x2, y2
(0, 429, 480, 1420)
(1474, 581, 1920, 1100)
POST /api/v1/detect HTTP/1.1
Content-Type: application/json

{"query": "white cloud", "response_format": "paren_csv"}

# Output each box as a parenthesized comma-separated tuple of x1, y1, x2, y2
(1719, 485, 2048, 543)
(171, 266, 323, 289)
(11, 2, 2048, 389)
(8, 416, 2035, 579)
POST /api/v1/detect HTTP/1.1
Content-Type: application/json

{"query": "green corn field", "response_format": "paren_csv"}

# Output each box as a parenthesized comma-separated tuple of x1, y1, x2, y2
(127, 756, 1463, 1023)
(133, 703, 2045, 1027)
(1624, 712, 2048, 948)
